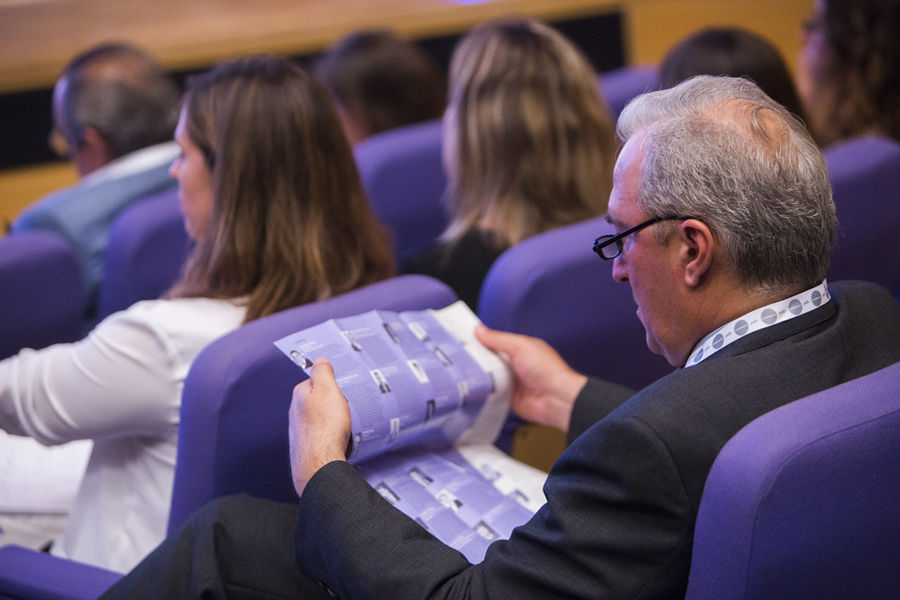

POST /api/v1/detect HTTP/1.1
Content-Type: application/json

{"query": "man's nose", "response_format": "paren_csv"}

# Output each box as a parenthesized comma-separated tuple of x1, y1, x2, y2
(611, 255, 628, 283)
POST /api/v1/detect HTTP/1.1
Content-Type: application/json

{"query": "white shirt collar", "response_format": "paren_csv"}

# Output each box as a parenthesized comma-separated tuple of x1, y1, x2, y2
(685, 280, 831, 367)
(80, 141, 179, 187)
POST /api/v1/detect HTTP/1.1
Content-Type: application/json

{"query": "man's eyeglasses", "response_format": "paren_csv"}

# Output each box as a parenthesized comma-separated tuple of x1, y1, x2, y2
(593, 216, 694, 260)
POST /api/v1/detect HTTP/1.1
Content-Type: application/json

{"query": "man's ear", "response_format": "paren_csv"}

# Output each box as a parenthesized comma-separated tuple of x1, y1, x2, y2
(679, 219, 714, 288)
(74, 126, 113, 176)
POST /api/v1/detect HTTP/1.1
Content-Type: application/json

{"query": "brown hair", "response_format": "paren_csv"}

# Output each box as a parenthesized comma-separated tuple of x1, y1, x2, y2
(805, 0, 900, 145)
(314, 30, 446, 140)
(443, 18, 616, 248)
(660, 27, 806, 120)
(169, 55, 394, 322)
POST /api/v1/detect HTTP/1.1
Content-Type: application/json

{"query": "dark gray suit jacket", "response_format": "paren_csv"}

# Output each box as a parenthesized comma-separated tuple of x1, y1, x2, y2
(295, 280, 900, 600)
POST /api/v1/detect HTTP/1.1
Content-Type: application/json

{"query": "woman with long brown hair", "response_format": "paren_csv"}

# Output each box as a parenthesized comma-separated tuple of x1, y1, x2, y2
(0, 55, 393, 572)
(403, 18, 617, 310)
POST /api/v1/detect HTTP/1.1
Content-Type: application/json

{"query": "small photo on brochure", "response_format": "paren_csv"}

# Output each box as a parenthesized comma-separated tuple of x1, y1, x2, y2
(407, 359, 429, 384)
(409, 466, 434, 487)
(408, 321, 430, 341)
(375, 482, 400, 504)
(288, 350, 313, 370)
(383, 322, 401, 344)
(370, 369, 391, 394)
(341, 330, 363, 351)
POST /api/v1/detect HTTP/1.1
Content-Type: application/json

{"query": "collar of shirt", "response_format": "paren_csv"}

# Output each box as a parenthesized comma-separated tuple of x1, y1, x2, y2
(80, 141, 180, 187)
(685, 280, 831, 367)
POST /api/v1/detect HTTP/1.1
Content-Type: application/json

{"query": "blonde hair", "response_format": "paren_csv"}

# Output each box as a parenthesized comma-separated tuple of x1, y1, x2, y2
(443, 18, 616, 248)
(169, 55, 394, 322)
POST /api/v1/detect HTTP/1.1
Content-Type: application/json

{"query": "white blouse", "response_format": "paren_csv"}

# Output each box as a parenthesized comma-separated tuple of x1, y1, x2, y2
(0, 296, 246, 572)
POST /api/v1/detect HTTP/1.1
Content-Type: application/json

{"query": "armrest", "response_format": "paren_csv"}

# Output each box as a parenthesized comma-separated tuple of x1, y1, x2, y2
(0, 546, 121, 600)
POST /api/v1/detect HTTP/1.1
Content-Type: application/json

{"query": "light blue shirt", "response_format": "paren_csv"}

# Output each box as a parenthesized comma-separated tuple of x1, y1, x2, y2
(12, 143, 179, 322)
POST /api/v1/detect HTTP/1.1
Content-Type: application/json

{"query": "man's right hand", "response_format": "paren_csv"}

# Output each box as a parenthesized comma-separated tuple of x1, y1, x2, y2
(288, 359, 351, 497)
(475, 325, 587, 433)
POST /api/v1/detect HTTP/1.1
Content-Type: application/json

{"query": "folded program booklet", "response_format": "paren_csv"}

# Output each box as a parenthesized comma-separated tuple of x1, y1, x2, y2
(274, 300, 547, 563)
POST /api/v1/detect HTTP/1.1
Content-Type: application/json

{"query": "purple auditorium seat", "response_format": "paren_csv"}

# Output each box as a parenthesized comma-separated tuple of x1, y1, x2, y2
(685, 359, 900, 600)
(824, 135, 900, 289)
(598, 64, 660, 119)
(0, 546, 121, 600)
(354, 119, 448, 259)
(478, 217, 672, 392)
(167, 273, 458, 531)
(96, 189, 192, 320)
(0, 274, 457, 598)
(0, 231, 83, 359)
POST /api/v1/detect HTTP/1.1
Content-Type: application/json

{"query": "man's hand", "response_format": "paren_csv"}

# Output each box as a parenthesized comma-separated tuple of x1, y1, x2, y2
(289, 358, 351, 497)
(475, 325, 587, 432)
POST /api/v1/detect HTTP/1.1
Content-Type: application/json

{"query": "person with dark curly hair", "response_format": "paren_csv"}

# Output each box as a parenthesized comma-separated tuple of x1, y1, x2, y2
(797, 0, 900, 147)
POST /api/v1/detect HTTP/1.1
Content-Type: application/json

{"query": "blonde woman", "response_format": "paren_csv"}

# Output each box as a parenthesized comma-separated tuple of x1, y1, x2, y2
(0, 55, 393, 572)
(403, 18, 617, 310)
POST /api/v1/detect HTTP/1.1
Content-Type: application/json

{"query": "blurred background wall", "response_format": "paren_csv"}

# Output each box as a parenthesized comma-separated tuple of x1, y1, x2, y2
(0, 0, 813, 229)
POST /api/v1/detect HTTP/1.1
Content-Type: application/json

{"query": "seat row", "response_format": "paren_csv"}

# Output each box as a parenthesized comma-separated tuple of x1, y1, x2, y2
(3, 270, 899, 598)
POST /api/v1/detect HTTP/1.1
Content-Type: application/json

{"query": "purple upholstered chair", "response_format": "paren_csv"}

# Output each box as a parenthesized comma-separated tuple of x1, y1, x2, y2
(824, 135, 900, 289)
(0, 231, 83, 359)
(167, 273, 457, 530)
(354, 119, 448, 259)
(96, 189, 192, 320)
(478, 217, 672, 392)
(598, 64, 660, 119)
(685, 359, 900, 600)
(0, 547, 121, 600)
(0, 274, 457, 598)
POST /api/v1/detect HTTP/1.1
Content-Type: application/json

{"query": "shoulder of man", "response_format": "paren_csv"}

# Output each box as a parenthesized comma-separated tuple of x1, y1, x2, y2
(614, 279, 900, 439)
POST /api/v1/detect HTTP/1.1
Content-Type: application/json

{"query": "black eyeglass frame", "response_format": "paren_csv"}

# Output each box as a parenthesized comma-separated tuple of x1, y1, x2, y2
(593, 215, 695, 260)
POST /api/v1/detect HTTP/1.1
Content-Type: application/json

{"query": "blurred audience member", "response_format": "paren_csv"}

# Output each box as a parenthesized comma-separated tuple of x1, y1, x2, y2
(314, 30, 446, 146)
(403, 18, 616, 310)
(0, 55, 393, 573)
(660, 26, 805, 119)
(12, 42, 181, 323)
(797, 0, 900, 147)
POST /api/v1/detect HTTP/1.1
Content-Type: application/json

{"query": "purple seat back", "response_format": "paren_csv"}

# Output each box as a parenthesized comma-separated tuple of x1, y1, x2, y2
(0, 231, 83, 359)
(0, 545, 120, 599)
(167, 274, 458, 532)
(685, 360, 900, 600)
(97, 189, 192, 319)
(478, 217, 672, 391)
(598, 64, 660, 119)
(824, 136, 900, 289)
(354, 119, 448, 258)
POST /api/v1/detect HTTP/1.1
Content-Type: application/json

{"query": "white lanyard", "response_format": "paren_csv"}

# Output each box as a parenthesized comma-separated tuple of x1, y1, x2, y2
(685, 280, 831, 367)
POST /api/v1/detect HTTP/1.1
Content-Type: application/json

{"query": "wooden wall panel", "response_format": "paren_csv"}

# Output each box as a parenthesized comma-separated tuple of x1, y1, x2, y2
(625, 0, 814, 71)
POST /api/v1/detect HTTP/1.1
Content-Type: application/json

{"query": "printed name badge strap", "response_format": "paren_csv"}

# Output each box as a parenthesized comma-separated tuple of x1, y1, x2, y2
(685, 280, 831, 367)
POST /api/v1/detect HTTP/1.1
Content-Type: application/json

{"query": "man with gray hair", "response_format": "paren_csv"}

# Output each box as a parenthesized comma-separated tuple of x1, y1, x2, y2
(101, 76, 900, 599)
(12, 42, 180, 324)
